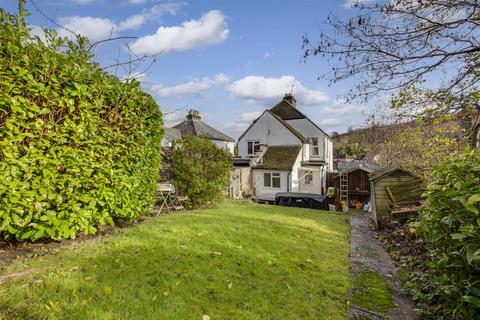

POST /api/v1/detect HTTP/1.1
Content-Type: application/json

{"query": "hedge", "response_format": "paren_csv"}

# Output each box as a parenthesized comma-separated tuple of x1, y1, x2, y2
(0, 5, 163, 241)
(170, 136, 232, 209)
(413, 150, 480, 319)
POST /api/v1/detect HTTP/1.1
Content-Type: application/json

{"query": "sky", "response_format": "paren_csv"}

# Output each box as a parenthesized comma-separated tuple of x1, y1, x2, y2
(3, 0, 375, 138)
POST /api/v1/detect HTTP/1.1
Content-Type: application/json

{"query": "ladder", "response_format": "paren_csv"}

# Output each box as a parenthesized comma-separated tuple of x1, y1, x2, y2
(340, 172, 348, 204)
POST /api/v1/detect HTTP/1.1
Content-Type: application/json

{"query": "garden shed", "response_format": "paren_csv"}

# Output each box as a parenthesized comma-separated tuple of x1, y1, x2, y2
(370, 166, 423, 229)
(330, 160, 379, 207)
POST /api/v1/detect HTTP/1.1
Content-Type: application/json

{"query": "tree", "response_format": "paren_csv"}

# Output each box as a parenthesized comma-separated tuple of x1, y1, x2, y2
(170, 136, 232, 209)
(302, 0, 480, 146)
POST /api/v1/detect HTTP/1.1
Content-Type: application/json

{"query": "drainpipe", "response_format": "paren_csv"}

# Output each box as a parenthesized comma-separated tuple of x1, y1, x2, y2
(287, 171, 291, 192)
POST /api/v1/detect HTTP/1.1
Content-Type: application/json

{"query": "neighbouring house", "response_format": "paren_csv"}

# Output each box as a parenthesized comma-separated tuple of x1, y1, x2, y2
(161, 109, 235, 154)
(234, 93, 334, 201)
(369, 166, 423, 229)
(328, 160, 379, 207)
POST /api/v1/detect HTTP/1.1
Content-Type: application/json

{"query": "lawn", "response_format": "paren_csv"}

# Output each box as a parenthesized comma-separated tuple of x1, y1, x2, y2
(0, 202, 351, 320)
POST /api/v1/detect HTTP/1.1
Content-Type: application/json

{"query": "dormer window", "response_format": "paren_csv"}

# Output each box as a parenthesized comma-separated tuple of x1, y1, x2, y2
(310, 138, 319, 156)
(247, 140, 260, 155)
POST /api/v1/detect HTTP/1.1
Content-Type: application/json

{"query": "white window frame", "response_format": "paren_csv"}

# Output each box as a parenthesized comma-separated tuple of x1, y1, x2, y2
(264, 172, 281, 189)
(247, 140, 261, 155)
(310, 137, 319, 157)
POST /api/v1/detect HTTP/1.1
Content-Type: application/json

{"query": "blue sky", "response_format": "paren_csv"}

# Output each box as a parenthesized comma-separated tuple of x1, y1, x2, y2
(4, 0, 374, 138)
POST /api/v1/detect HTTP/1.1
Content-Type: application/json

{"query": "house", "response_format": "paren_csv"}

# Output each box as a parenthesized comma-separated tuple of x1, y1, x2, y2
(235, 94, 334, 201)
(161, 109, 235, 154)
(329, 160, 379, 207)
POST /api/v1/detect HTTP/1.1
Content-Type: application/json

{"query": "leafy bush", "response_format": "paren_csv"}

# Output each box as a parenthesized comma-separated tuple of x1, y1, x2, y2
(414, 150, 480, 319)
(0, 5, 163, 241)
(170, 136, 232, 208)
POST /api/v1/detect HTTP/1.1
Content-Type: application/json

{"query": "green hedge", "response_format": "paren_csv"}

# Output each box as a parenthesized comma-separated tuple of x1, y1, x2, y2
(0, 6, 163, 241)
(414, 150, 480, 319)
(170, 136, 232, 209)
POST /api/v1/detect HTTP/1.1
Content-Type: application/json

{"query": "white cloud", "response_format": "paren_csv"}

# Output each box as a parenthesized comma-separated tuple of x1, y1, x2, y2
(57, 3, 183, 42)
(343, 0, 375, 8)
(129, 10, 229, 56)
(117, 14, 145, 31)
(163, 110, 184, 125)
(225, 111, 262, 133)
(239, 111, 262, 122)
(29, 25, 47, 42)
(263, 51, 275, 59)
(151, 73, 230, 98)
(129, 0, 146, 4)
(318, 118, 346, 127)
(321, 99, 369, 115)
(122, 72, 148, 82)
(58, 16, 116, 42)
(72, 0, 96, 4)
(228, 75, 329, 106)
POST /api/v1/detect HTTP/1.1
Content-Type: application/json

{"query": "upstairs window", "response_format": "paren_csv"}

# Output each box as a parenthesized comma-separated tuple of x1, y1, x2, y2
(247, 140, 260, 155)
(310, 137, 319, 156)
(264, 172, 281, 188)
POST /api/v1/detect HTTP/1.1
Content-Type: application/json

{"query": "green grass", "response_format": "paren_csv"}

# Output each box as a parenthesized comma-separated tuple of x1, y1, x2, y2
(0, 202, 351, 320)
(351, 271, 394, 314)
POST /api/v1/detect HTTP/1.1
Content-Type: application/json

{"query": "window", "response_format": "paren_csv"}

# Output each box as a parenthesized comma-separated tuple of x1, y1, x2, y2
(264, 172, 281, 188)
(247, 140, 260, 155)
(310, 138, 319, 156)
(304, 171, 313, 185)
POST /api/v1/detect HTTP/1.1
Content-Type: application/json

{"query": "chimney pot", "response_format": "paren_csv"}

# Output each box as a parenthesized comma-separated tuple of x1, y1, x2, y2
(187, 109, 201, 120)
(283, 93, 296, 108)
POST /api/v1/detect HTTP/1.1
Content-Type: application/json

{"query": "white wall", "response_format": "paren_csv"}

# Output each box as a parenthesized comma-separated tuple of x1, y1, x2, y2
(324, 137, 334, 172)
(285, 119, 326, 161)
(252, 169, 289, 201)
(238, 112, 302, 157)
(297, 168, 322, 194)
(212, 140, 235, 154)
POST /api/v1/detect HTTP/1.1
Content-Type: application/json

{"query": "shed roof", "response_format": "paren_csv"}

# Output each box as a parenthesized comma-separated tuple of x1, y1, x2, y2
(338, 160, 379, 173)
(369, 166, 417, 182)
(254, 145, 302, 171)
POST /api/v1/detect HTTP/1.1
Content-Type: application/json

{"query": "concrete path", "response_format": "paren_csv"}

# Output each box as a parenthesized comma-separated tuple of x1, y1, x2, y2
(348, 212, 418, 320)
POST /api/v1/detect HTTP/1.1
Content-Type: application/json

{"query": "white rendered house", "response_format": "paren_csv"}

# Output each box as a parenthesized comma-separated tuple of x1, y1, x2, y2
(235, 94, 334, 201)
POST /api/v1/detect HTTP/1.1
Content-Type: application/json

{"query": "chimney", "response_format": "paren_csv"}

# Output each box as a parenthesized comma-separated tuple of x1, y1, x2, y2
(283, 93, 296, 108)
(186, 109, 201, 120)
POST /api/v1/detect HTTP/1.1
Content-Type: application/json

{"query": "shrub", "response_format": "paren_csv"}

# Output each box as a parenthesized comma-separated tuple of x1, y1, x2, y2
(0, 5, 163, 241)
(415, 150, 480, 319)
(170, 136, 232, 208)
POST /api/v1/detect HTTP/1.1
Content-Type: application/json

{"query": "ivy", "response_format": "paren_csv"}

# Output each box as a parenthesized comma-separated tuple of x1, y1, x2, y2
(0, 4, 163, 241)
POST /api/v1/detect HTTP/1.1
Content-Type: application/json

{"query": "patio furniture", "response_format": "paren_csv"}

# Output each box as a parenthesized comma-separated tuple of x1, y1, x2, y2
(168, 185, 187, 211)
(156, 183, 174, 215)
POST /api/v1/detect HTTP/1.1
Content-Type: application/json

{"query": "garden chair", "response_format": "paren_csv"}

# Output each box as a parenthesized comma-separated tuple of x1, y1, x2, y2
(156, 183, 174, 215)
(168, 185, 187, 211)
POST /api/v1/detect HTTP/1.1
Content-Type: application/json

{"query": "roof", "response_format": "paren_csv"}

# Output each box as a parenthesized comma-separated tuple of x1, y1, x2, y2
(163, 128, 181, 143)
(253, 146, 301, 171)
(338, 160, 379, 173)
(270, 99, 306, 120)
(270, 96, 332, 140)
(369, 166, 417, 182)
(172, 117, 235, 142)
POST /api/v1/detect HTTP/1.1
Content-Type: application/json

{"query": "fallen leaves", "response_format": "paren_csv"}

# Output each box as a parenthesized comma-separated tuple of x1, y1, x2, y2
(102, 287, 112, 295)
(211, 251, 222, 256)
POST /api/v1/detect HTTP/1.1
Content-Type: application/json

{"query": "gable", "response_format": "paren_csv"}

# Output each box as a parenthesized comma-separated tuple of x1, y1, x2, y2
(238, 111, 303, 146)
